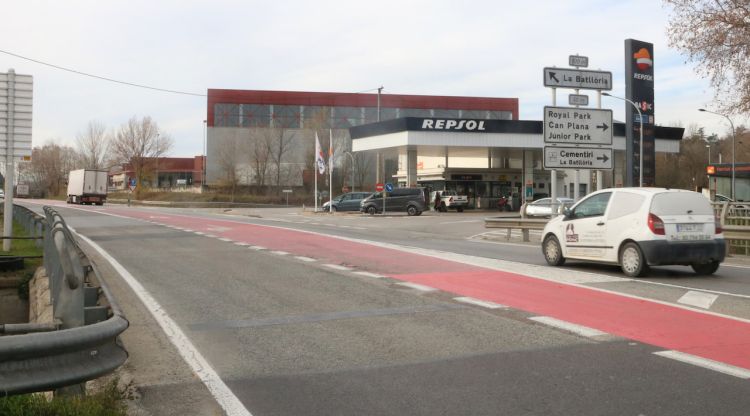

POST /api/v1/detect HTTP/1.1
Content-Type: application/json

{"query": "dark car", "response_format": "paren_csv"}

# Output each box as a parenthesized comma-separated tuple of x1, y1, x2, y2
(323, 192, 372, 212)
(360, 187, 428, 216)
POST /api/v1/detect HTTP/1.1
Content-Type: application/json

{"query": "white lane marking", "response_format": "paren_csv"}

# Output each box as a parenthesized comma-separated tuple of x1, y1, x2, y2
(218, 238, 233, 242)
(634, 279, 750, 301)
(74, 234, 253, 416)
(653, 351, 750, 379)
(270, 251, 289, 256)
(678, 291, 719, 309)
(183, 229, 194, 232)
(454, 297, 507, 309)
(249, 246, 266, 251)
(205, 234, 217, 238)
(396, 282, 436, 292)
(323, 264, 352, 271)
(234, 242, 250, 247)
(439, 220, 482, 225)
(194, 231, 205, 235)
(529, 316, 608, 338)
(294, 256, 317, 262)
(353, 271, 385, 279)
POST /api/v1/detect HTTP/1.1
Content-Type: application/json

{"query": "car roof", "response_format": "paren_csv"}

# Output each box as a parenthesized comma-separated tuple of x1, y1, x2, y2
(587, 187, 698, 197)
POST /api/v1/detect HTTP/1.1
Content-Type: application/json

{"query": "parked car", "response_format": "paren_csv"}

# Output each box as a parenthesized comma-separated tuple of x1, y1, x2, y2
(0, 189, 4, 199)
(323, 192, 372, 212)
(524, 197, 575, 217)
(360, 187, 428, 216)
(541, 188, 725, 277)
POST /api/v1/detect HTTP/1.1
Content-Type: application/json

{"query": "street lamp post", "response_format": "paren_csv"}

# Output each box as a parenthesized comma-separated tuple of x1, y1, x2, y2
(345, 151, 355, 192)
(603, 92, 643, 187)
(699, 109, 736, 200)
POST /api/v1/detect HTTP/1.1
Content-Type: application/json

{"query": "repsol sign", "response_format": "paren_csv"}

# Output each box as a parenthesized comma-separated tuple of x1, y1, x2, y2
(421, 119, 486, 131)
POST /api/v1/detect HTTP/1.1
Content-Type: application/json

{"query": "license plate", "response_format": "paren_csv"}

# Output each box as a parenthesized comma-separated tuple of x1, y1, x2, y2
(676, 223, 702, 232)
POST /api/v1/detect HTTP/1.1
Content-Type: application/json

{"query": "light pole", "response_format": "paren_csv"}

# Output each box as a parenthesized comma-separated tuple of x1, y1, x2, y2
(706, 144, 711, 164)
(203, 119, 207, 192)
(345, 151, 355, 192)
(699, 109, 736, 200)
(603, 92, 643, 187)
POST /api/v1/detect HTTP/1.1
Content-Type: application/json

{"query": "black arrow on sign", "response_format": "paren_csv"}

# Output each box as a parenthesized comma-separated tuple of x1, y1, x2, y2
(597, 154, 609, 163)
(549, 72, 559, 83)
(596, 123, 609, 132)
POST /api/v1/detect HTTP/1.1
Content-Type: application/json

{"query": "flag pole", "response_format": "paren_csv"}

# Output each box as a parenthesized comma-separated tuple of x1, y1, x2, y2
(314, 132, 319, 212)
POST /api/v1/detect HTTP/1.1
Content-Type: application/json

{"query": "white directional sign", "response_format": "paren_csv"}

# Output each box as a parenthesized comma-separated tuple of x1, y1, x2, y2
(569, 55, 589, 68)
(543, 67, 612, 90)
(0, 72, 33, 158)
(544, 146, 613, 170)
(544, 106, 613, 145)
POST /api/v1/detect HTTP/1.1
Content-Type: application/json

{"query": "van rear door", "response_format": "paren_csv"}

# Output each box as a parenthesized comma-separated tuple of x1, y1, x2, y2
(650, 192, 715, 241)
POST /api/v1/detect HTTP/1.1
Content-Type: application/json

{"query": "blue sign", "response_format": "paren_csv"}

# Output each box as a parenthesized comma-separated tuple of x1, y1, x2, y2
(385, 183, 394, 192)
(130, 178, 136, 186)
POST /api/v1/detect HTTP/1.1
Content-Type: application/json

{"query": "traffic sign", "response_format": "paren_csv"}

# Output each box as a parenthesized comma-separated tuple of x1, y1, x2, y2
(543, 106, 613, 145)
(543, 67, 612, 90)
(568, 94, 589, 106)
(569, 55, 589, 68)
(544, 146, 613, 170)
(385, 183, 394, 192)
(375, 183, 384, 192)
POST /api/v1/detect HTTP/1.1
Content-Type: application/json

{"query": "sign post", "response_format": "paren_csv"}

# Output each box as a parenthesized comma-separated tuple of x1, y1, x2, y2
(1, 69, 33, 251)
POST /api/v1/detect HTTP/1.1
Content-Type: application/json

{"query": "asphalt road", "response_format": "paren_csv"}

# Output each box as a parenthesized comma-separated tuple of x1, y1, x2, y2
(21, 201, 750, 415)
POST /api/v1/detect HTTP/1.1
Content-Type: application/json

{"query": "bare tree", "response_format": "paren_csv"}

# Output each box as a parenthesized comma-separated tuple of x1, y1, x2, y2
(248, 128, 271, 189)
(353, 152, 374, 191)
(268, 128, 296, 192)
(216, 135, 244, 201)
(23, 141, 81, 197)
(109, 116, 172, 198)
(76, 120, 109, 169)
(665, 0, 750, 113)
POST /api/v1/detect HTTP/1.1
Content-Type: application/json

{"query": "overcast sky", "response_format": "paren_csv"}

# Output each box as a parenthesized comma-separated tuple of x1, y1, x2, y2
(2, 0, 747, 157)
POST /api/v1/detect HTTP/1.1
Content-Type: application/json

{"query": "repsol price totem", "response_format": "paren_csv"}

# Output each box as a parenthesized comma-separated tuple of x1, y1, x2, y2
(625, 39, 655, 187)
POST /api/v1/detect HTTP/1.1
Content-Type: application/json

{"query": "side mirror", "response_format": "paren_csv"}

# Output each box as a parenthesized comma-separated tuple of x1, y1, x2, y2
(562, 207, 572, 218)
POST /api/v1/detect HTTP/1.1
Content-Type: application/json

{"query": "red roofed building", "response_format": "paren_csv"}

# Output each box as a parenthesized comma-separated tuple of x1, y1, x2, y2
(109, 156, 205, 190)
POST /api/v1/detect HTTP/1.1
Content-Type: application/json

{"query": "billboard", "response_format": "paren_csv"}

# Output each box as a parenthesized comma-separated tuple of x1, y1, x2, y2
(624, 39, 655, 187)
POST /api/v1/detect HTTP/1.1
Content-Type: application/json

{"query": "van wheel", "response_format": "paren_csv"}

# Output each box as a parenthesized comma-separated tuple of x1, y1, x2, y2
(407, 205, 418, 216)
(542, 235, 565, 266)
(691, 260, 720, 275)
(620, 242, 649, 277)
(367, 206, 377, 215)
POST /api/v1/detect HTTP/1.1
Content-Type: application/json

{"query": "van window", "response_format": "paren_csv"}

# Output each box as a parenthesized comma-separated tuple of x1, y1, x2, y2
(607, 192, 645, 220)
(651, 192, 713, 216)
(571, 192, 611, 219)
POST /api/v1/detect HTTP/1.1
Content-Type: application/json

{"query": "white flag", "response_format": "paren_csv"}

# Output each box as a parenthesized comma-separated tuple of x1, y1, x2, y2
(315, 132, 326, 174)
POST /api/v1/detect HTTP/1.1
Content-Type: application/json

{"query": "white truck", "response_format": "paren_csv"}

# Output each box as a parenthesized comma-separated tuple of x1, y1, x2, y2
(431, 190, 468, 212)
(67, 169, 108, 205)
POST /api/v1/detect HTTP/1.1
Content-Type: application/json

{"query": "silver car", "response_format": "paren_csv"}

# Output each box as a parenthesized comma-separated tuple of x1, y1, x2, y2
(525, 197, 575, 217)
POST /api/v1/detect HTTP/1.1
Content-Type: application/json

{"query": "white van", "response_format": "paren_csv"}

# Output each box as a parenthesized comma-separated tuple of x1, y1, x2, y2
(541, 188, 725, 277)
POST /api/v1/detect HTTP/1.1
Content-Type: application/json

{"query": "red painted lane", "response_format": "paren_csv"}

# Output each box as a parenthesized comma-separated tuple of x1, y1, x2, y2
(101, 207, 480, 276)
(396, 270, 750, 371)
(47, 203, 750, 371)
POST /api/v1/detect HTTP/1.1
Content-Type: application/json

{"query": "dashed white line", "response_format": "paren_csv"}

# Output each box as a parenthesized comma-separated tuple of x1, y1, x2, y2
(453, 297, 507, 309)
(249, 246, 266, 251)
(183, 229, 194, 232)
(529, 316, 607, 338)
(233, 242, 250, 247)
(294, 256, 317, 262)
(194, 231, 205, 235)
(218, 238, 233, 242)
(678, 291, 719, 309)
(654, 351, 750, 379)
(270, 250, 290, 256)
(396, 282, 436, 292)
(205, 234, 218, 238)
(352, 271, 386, 279)
(323, 264, 352, 271)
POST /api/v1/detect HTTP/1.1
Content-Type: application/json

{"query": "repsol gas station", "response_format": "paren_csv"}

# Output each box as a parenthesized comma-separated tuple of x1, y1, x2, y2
(350, 39, 683, 209)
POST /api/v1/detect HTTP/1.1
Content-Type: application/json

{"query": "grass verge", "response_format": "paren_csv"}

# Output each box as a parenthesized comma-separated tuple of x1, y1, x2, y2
(0, 380, 127, 416)
(0, 214, 44, 297)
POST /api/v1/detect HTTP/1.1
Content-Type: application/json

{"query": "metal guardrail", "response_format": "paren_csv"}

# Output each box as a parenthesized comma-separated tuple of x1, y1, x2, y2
(0, 205, 129, 396)
(484, 202, 750, 252)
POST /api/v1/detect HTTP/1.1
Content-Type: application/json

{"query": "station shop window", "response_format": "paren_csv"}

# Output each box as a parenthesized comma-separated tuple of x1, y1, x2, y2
(240, 104, 270, 127)
(400, 108, 432, 118)
(434, 109, 459, 118)
(462, 110, 489, 119)
(489, 110, 513, 120)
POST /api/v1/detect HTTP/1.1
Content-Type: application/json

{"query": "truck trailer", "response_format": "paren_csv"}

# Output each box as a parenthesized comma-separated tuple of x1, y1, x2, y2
(67, 169, 108, 205)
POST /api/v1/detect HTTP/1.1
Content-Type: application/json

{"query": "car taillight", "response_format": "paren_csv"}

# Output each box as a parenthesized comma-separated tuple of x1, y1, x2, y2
(648, 213, 665, 235)
(715, 216, 722, 234)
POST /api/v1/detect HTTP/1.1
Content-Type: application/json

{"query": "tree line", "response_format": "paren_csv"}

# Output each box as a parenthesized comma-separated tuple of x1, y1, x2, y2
(17, 116, 172, 198)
